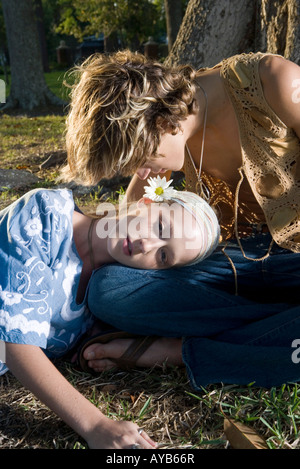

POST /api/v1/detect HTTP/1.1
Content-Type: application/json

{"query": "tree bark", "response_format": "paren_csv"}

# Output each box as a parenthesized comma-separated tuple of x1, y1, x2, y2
(1, 0, 64, 110)
(34, 0, 50, 72)
(166, 0, 255, 68)
(166, 0, 300, 69)
(255, 0, 300, 65)
(164, 0, 183, 51)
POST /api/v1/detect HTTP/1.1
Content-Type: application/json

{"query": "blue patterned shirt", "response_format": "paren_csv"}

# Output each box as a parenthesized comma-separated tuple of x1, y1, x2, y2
(0, 189, 92, 375)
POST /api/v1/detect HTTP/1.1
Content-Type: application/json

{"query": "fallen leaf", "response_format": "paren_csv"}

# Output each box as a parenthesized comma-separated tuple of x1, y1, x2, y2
(16, 165, 29, 170)
(224, 418, 268, 449)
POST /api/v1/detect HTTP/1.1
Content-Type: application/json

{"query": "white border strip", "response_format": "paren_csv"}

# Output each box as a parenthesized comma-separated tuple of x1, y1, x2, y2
(0, 340, 6, 364)
(0, 79, 6, 104)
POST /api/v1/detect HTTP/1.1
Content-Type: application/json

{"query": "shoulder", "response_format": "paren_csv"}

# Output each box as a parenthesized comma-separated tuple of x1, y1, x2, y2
(4, 188, 74, 244)
(259, 52, 300, 71)
(259, 54, 300, 94)
(26, 188, 74, 206)
(259, 54, 300, 132)
(22, 188, 74, 218)
(6, 188, 74, 212)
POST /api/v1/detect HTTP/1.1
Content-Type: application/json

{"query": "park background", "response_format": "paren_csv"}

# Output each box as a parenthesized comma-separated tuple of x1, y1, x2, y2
(0, 0, 299, 450)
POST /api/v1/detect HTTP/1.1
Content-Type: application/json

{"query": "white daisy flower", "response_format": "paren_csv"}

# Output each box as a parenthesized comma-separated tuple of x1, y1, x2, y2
(143, 176, 176, 202)
(24, 217, 43, 237)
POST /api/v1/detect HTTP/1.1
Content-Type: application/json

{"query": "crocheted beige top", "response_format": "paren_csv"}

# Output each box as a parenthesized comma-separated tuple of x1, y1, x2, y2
(183, 52, 300, 251)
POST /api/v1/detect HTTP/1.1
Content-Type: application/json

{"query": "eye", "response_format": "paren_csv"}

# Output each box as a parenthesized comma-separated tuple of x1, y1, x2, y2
(160, 248, 167, 265)
(159, 218, 163, 238)
(157, 213, 169, 266)
(158, 213, 168, 239)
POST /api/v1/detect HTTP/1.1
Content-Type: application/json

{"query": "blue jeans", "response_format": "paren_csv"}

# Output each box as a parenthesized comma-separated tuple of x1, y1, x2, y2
(87, 233, 300, 388)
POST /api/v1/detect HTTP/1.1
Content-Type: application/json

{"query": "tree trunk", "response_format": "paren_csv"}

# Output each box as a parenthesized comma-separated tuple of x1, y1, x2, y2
(166, 0, 300, 69)
(104, 32, 120, 53)
(164, 0, 183, 51)
(166, 0, 255, 68)
(1, 0, 64, 110)
(34, 0, 50, 72)
(255, 0, 300, 65)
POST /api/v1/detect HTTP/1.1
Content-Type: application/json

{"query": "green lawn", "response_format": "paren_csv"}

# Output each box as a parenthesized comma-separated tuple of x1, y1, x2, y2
(45, 69, 73, 101)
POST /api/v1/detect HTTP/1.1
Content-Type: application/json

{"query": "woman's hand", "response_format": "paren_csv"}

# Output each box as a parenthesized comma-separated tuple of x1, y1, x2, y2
(86, 417, 157, 449)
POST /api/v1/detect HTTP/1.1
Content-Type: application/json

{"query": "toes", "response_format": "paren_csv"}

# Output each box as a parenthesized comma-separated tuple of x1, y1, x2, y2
(88, 358, 116, 372)
(83, 339, 131, 361)
(83, 343, 105, 360)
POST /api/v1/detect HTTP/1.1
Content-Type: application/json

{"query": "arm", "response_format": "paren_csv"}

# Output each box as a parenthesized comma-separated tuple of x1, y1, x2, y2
(5, 342, 156, 449)
(259, 55, 300, 139)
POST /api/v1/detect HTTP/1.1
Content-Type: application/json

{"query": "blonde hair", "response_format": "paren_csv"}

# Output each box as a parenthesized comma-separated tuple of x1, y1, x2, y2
(61, 50, 197, 185)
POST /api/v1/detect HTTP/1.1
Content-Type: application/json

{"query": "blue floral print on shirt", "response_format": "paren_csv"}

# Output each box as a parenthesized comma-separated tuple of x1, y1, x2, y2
(0, 189, 92, 375)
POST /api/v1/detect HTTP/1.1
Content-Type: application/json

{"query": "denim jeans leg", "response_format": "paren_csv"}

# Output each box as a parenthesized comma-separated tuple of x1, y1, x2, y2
(183, 303, 300, 389)
(88, 259, 273, 337)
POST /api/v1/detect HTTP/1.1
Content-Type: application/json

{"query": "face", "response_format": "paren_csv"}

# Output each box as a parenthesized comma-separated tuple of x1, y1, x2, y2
(136, 131, 186, 180)
(104, 201, 202, 270)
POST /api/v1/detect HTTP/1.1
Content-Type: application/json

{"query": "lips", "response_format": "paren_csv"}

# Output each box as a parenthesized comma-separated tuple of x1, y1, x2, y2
(123, 236, 132, 256)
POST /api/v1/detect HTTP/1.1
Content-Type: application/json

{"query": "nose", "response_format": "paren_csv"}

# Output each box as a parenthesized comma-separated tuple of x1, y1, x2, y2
(136, 168, 152, 180)
(134, 237, 164, 254)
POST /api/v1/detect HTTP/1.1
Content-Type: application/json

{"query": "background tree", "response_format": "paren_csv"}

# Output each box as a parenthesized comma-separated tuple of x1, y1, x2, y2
(164, 0, 183, 52)
(255, 0, 300, 64)
(166, 0, 256, 67)
(167, 0, 300, 68)
(1, 0, 65, 110)
(56, 0, 163, 51)
(35, 0, 50, 72)
(1, 0, 299, 111)
(0, 4, 6, 53)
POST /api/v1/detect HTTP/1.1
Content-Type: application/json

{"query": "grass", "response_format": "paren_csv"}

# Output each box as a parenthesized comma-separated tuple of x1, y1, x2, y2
(1, 361, 300, 449)
(0, 80, 300, 450)
(0, 113, 65, 156)
(45, 69, 74, 102)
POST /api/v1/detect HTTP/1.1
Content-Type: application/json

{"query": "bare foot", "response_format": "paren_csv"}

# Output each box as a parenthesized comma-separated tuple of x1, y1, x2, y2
(83, 337, 183, 372)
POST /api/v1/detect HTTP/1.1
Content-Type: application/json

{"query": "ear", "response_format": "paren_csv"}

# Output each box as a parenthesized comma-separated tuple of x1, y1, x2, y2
(156, 117, 181, 135)
(137, 197, 153, 207)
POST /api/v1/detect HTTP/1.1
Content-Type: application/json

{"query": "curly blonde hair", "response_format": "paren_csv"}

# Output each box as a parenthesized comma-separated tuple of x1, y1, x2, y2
(62, 50, 197, 185)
